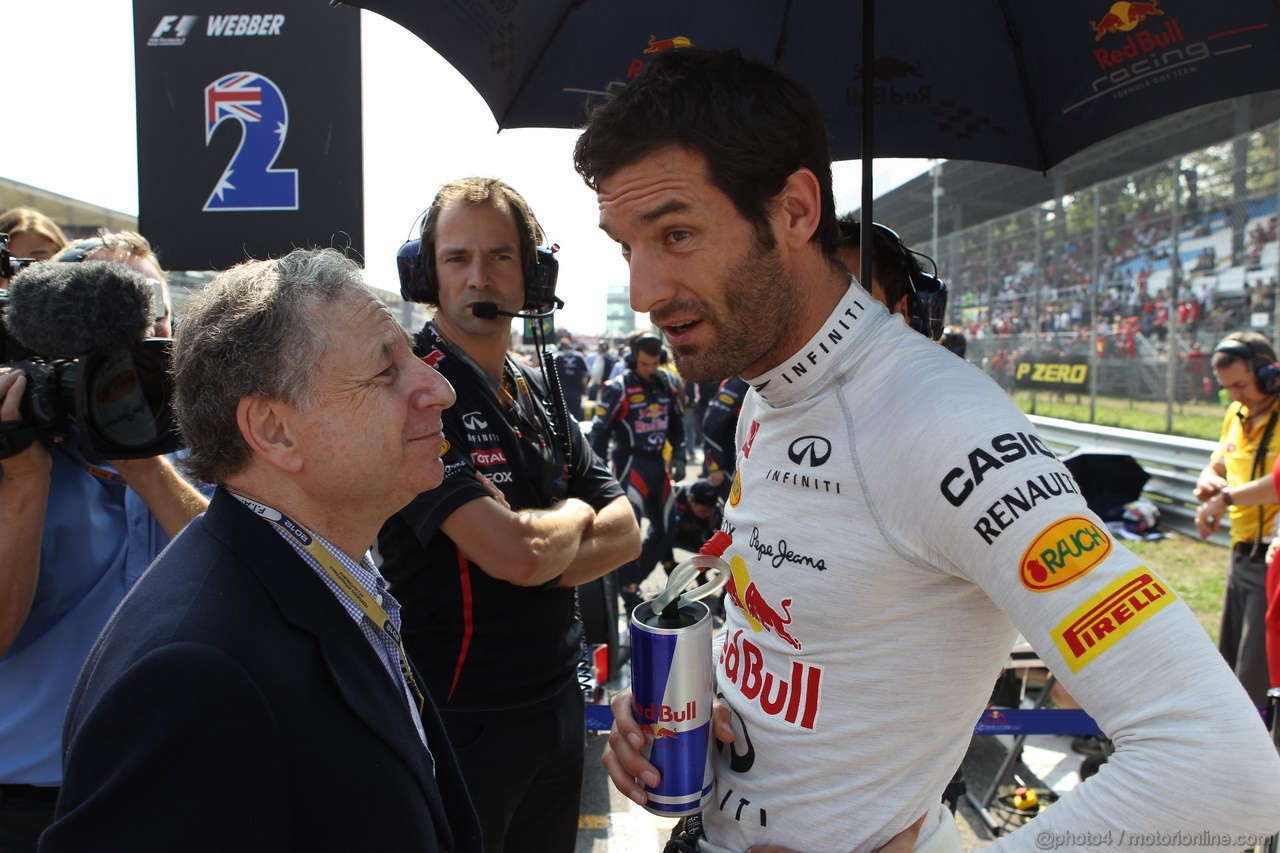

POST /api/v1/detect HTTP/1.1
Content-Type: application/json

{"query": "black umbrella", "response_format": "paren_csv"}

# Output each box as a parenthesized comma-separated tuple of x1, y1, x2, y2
(1061, 449, 1151, 521)
(338, 0, 1279, 169)
(333, 0, 1280, 292)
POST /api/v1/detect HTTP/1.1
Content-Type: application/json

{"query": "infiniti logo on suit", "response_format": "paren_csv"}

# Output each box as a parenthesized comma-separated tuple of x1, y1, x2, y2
(788, 435, 832, 467)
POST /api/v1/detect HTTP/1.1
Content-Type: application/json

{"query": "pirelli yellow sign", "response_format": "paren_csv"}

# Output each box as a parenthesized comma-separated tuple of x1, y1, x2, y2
(1051, 567, 1176, 672)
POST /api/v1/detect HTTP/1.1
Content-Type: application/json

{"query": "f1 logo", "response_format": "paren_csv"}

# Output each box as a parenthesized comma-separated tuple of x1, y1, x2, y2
(151, 15, 198, 40)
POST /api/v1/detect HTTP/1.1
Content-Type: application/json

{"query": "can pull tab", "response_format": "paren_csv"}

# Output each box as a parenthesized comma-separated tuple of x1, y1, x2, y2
(650, 532, 731, 619)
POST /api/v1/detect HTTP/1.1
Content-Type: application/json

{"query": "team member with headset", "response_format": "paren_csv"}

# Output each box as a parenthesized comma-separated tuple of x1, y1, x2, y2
(590, 331, 687, 612)
(1195, 440, 1280, 696)
(1194, 330, 1280, 706)
(836, 215, 949, 342)
(377, 177, 638, 853)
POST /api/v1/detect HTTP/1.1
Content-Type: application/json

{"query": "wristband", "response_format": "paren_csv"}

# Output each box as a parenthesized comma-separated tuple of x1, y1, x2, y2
(1223, 487, 1234, 507)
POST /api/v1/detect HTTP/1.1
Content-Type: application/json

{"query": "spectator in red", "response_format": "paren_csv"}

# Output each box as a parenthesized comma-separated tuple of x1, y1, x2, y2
(1185, 341, 1209, 401)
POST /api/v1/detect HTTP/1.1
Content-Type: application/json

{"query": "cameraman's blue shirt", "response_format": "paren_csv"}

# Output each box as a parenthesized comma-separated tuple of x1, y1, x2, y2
(0, 442, 171, 786)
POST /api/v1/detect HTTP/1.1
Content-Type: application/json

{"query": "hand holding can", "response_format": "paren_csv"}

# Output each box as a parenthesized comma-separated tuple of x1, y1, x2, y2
(628, 536, 730, 817)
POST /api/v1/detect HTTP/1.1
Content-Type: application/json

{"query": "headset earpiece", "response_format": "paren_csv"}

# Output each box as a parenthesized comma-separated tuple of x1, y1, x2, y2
(1258, 362, 1280, 395)
(1213, 338, 1280, 396)
(523, 246, 560, 313)
(397, 237, 432, 303)
(907, 273, 948, 341)
(871, 223, 948, 341)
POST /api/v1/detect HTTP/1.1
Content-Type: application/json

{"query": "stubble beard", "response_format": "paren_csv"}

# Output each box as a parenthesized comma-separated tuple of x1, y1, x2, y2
(669, 240, 798, 383)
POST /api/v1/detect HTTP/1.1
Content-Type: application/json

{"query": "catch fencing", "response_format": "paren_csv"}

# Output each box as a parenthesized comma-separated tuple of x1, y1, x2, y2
(1028, 414, 1224, 545)
(938, 120, 1280, 420)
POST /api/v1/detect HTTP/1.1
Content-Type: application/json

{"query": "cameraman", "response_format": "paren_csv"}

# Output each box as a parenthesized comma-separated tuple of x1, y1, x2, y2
(0, 209, 67, 290)
(0, 237, 207, 852)
(56, 232, 173, 337)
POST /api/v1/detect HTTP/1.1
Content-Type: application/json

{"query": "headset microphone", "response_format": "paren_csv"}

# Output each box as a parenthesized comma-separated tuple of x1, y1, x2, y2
(471, 300, 562, 320)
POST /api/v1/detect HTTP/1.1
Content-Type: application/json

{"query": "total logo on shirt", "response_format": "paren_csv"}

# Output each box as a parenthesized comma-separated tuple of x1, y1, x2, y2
(471, 448, 508, 468)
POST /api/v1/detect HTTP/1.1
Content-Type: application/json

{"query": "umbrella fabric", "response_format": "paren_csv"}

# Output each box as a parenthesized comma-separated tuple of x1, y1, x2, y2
(340, 0, 1280, 171)
(1061, 449, 1151, 521)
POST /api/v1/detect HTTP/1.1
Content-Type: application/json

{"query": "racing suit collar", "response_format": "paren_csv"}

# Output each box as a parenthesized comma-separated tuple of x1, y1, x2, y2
(748, 279, 883, 408)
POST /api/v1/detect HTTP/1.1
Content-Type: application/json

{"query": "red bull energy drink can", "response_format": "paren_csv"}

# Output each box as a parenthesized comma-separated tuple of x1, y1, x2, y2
(629, 550, 729, 817)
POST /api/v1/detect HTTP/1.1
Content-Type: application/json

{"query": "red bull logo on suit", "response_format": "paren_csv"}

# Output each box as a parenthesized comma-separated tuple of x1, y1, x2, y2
(720, 629, 822, 730)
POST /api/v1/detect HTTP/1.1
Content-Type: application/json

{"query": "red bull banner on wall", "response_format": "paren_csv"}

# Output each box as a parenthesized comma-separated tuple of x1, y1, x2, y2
(133, 0, 362, 270)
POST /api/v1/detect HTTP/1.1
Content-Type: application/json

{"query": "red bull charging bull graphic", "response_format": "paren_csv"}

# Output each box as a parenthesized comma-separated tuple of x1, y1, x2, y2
(720, 555, 823, 729)
(724, 555, 802, 650)
(1090, 1, 1164, 41)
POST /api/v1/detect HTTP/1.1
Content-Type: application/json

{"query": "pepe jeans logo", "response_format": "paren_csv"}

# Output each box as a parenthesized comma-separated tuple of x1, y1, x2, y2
(787, 435, 831, 467)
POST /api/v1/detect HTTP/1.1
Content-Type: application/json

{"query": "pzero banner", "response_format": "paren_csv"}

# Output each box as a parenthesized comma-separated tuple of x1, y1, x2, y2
(1013, 356, 1091, 392)
(134, 1, 362, 270)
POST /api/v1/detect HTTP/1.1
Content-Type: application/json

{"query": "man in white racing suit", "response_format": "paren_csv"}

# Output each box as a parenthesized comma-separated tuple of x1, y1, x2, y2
(576, 47, 1280, 852)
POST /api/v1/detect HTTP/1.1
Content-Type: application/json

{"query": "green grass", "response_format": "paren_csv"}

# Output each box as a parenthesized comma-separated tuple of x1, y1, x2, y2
(1121, 531, 1224, 642)
(1012, 392, 1223, 441)
(1007, 392, 1228, 637)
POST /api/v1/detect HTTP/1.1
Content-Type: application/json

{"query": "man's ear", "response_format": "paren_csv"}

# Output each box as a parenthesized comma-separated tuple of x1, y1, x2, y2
(775, 167, 823, 250)
(236, 396, 303, 473)
(894, 293, 911, 320)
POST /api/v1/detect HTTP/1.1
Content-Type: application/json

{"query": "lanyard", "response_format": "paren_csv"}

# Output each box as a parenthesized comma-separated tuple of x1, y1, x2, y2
(227, 489, 427, 717)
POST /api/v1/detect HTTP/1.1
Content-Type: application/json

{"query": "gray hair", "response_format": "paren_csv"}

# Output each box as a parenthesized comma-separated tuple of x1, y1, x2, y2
(173, 248, 367, 484)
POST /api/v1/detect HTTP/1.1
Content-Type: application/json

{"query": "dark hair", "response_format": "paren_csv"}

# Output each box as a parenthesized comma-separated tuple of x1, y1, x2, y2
(419, 177, 545, 305)
(939, 326, 967, 358)
(836, 215, 914, 307)
(574, 48, 838, 256)
(687, 479, 718, 506)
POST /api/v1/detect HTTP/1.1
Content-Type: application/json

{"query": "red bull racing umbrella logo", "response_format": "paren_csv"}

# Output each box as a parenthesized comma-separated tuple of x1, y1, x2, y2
(1090, 1, 1163, 40)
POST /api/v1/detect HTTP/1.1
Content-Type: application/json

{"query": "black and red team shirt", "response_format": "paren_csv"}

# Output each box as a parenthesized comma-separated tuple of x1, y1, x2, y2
(377, 324, 623, 714)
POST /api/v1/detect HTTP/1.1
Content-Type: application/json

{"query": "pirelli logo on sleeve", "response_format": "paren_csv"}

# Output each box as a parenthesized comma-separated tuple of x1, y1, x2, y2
(1051, 568, 1176, 672)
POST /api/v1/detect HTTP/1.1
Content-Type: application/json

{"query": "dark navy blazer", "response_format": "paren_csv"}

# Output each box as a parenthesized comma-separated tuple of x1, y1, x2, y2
(40, 488, 483, 853)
